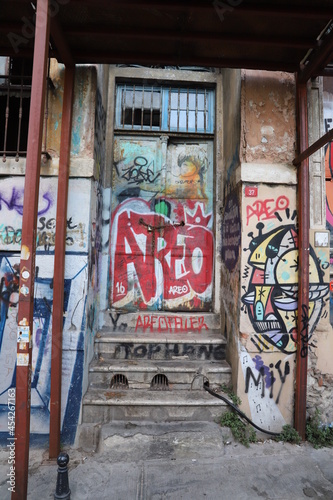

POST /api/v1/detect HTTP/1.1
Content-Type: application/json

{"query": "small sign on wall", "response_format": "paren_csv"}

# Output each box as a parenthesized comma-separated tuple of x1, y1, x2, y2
(314, 231, 329, 247)
(244, 185, 258, 197)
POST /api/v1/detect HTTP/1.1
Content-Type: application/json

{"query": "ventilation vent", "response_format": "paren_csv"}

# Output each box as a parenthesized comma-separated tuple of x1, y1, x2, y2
(110, 373, 129, 389)
(150, 374, 169, 391)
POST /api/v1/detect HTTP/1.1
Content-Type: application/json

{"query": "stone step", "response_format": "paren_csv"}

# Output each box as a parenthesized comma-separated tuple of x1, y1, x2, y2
(88, 359, 231, 390)
(103, 311, 221, 333)
(95, 332, 227, 361)
(82, 388, 229, 423)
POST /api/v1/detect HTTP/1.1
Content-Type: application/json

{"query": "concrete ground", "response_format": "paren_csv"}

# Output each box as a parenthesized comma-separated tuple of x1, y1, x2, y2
(1, 421, 333, 499)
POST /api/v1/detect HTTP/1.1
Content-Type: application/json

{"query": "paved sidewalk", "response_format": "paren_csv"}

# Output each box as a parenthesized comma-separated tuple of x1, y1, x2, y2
(1, 421, 333, 499)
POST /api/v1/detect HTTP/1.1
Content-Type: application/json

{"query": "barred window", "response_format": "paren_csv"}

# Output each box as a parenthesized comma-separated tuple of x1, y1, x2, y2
(0, 57, 33, 161)
(115, 84, 214, 134)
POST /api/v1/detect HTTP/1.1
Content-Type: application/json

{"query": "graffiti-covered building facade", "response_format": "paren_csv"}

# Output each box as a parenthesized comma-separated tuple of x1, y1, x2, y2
(0, 58, 332, 444)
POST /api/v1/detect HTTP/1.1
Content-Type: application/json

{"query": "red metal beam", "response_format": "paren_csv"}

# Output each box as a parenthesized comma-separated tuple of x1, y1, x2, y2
(293, 128, 333, 166)
(49, 65, 75, 459)
(294, 80, 309, 441)
(12, 1, 50, 499)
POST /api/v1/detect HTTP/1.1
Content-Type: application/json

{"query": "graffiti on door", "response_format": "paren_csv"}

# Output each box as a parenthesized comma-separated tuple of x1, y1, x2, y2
(111, 138, 214, 311)
(111, 198, 213, 310)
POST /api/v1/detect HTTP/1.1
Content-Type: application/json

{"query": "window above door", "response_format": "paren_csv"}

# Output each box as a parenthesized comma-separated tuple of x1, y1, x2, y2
(115, 84, 215, 134)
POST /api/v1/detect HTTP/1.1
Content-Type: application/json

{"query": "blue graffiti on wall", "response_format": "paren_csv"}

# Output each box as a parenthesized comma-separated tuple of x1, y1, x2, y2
(0, 254, 87, 443)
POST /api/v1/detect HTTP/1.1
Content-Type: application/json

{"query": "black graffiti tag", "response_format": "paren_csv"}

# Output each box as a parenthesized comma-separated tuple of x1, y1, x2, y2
(118, 156, 161, 185)
(300, 304, 309, 358)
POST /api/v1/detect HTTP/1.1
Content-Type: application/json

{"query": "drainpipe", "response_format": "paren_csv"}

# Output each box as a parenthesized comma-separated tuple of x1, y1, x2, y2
(49, 66, 75, 459)
(13, 1, 50, 498)
(294, 79, 310, 440)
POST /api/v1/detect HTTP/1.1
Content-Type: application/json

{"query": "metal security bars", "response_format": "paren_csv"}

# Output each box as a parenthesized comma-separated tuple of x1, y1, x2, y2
(115, 84, 214, 134)
(110, 373, 129, 389)
(0, 57, 51, 163)
(150, 374, 169, 391)
(168, 88, 209, 133)
(120, 85, 162, 130)
(0, 58, 32, 161)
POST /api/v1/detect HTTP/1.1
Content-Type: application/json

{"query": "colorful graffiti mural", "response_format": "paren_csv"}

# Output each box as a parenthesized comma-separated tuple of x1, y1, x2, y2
(111, 137, 214, 312)
(241, 186, 329, 355)
(241, 219, 329, 353)
(0, 177, 93, 443)
(238, 185, 330, 431)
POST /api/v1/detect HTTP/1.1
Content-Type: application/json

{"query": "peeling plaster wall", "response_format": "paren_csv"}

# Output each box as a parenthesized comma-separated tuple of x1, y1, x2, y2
(241, 70, 296, 164)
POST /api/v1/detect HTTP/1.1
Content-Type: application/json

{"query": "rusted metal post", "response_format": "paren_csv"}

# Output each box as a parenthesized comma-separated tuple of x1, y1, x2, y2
(294, 80, 310, 440)
(12, 1, 50, 499)
(49, 66, 75, 459)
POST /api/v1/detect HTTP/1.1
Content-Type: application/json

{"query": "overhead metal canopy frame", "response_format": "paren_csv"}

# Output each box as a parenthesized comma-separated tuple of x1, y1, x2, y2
(1, 0, 333, 73)
(1, 1, 333, 498)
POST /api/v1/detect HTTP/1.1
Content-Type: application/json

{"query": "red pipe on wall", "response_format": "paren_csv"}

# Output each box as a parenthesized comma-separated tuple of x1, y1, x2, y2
(12, 1, 50, 498)
(49, 66, 75, 459)
(294, 80, 310, 440)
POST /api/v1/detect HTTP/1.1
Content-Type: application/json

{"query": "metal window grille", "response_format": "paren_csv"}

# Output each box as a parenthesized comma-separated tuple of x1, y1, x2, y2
(110, 373, 129, 389)
(115, 84, 214, 134)
(120, 85, 162, 130)
(168, 88, 209, 133)
(150, 374, 169, 391)
(0, 57, 51, 162)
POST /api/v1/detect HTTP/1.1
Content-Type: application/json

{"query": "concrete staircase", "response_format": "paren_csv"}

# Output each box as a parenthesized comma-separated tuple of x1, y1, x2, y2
(81, 312, 231, 428)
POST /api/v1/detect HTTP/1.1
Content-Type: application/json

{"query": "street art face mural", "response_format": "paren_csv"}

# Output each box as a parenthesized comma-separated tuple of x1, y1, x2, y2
(238, 185, 329, 431)
(110, 138, 214, 312)
(241, 187, 329, 354)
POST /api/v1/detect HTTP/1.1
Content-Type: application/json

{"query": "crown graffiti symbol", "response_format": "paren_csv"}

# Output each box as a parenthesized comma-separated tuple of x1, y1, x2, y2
(185, 203, 212, 227)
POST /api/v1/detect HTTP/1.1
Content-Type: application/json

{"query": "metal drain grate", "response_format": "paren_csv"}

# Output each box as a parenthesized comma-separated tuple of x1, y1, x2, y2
(110, 373, 129, 389)
(151, 374, 169, 391)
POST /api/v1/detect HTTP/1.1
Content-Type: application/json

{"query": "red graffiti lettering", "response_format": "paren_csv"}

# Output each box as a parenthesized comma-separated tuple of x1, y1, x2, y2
(246, 196, 289, 225)
(135, 315, 209, 333)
